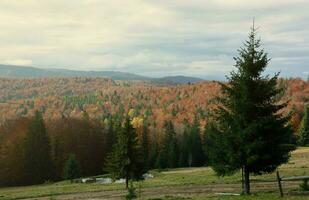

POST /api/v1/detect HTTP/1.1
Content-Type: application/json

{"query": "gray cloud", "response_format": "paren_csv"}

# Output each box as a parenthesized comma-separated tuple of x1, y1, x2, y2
(0, 0, 308, 79)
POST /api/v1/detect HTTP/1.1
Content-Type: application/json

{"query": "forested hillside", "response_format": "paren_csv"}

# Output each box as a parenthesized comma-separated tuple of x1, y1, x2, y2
(0, 65, 204, 83)
(0, 77, 308, 186)
(0, 77, 308, 133)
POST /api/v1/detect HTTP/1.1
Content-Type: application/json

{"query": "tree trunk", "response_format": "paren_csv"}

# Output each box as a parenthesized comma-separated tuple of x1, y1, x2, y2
(126, 177, 129, 189)
(243, 165, 250, 195)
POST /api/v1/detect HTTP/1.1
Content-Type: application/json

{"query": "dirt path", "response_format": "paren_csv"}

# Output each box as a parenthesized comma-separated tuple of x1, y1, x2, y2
(24, 181, 302, 200)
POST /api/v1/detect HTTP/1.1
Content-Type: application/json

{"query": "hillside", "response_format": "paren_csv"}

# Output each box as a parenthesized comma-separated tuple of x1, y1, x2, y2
(0, 77, 308, 134)
(0, 65, 203, 84)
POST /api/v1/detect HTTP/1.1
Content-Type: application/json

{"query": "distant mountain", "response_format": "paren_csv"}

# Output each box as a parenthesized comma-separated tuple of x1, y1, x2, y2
(0, 64, 204, 84)
(0, 65, 57, 77)
(0, 64, 149, 80)
(155, 76, 204, 84)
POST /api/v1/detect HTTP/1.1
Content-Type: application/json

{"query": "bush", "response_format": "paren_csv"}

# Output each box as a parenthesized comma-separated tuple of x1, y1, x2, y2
(126, 182, 137, 200)
(63, 154, 81, 182)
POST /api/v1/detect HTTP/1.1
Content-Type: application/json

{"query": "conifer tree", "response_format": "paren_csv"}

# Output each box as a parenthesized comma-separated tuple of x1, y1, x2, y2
(23, 111, 53, 184)
(188, 117, 205, 167)
(160, 121, 179, 168)
(63, 154, 81, 182)
(298, 104, 309, 146)
(141, 121, 149, 170)
(205, 24, 295, 194)
(105, 117, 144, 188)
(179, 128, 190, 167)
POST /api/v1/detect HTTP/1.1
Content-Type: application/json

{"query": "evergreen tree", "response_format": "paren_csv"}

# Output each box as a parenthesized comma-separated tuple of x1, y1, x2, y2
(205, 25, 295, 194)
(160, 121, 179, 168)
(105, 117, 145, 188)
(179, 118, 205, 167)
(141, 121, 149, 170)
(188, 117, 205, 167)
(148, 138, 158, 169)
(178, 128, 190, 167)
(23, 111, 53, 184)
(63, 154, 81, 182)
(298, 104, 309, 146)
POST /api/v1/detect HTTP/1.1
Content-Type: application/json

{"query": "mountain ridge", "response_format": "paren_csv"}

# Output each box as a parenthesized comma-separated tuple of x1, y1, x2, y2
(0, 64, 204, 84)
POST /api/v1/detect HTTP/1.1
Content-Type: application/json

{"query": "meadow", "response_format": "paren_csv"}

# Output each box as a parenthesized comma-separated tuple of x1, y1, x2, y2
(0, 147, 308, 200)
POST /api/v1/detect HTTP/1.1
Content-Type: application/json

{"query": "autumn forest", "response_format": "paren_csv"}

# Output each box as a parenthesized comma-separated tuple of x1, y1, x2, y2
(0, 76, 308, 186)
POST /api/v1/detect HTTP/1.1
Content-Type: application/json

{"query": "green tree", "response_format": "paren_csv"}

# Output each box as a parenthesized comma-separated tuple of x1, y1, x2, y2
(148, 138, 158, 169)
(205, 25, 295, 194)
(141, 121, 149, 170)
(24, 111, 53, 184)
(105, 117, 145, 188)
(63, 154, 81, 182)
(179, 118, 205, 167)
(188, 117, 205, 167)
(178, 127, 190, 167)
(298, 104, 309, 146)
(159, 121, 179, 168)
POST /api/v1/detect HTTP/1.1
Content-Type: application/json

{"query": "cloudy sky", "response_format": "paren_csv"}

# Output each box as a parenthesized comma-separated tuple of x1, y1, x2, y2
(0, 0, 308, 79)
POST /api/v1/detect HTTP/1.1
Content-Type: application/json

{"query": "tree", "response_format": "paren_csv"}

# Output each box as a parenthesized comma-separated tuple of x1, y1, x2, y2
(178, 127, 190, 167)
(148, 138, 158, 169)
(188, 117, 205, 167)
(49, 118, 107, 178)
(159, 121, 179, 169)
(105, 117, 145, 188)
(63, 154, 81, 182)
(298, 104, 309, 146)
(23, 111, 54, 184)
(205, 24, 295, 194)
(178, 118, 205, 168)
(141, 121, 149, 170)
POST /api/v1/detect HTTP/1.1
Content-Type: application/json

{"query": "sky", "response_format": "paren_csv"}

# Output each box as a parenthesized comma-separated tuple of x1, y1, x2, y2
(0, 0, 308, 79)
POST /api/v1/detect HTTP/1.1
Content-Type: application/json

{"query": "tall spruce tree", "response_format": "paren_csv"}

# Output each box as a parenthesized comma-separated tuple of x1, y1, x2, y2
(298, 104, 309, 146)
(205, 24, 295, 194)
(179, 118, 205, 167)
(105, 117, 144, 188)
(148, 138, 158, 169)
(188, 117, 205, 167)
(160, 121, 179, 168)
(23, 111, 53, 184)
(179, 126, 190, 167)
(141, 121, 149, 170)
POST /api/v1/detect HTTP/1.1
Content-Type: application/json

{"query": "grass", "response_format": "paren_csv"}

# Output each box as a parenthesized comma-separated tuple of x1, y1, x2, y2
(0, 147, 308, 200)
(149, 192, 309, 200)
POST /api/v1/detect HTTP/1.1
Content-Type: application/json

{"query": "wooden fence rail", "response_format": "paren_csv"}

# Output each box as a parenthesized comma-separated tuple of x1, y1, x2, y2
(276, 171, 309, 197)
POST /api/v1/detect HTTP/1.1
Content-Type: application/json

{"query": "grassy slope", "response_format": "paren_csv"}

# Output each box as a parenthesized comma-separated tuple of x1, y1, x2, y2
(0, 148, 308, 200)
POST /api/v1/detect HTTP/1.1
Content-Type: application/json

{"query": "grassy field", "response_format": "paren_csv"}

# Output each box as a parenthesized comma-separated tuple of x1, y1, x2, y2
(0, 148, 308, 200)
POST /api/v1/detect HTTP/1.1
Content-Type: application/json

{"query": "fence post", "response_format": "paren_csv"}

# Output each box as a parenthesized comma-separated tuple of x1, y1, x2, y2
(276, 171, 283, 197)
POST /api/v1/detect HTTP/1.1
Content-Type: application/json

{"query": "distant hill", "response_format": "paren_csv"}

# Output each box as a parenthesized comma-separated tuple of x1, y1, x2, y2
(0, 64, 203, 84)
(0, 64, 149, 81)
(155, 76, 203, 84)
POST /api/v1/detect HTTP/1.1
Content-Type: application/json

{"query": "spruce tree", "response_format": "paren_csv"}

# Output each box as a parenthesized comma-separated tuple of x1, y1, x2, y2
(298, 104, 309, 146)
(205, 25, 295, 194)
(148, 139, 158, 169)
(188, 117, 205, 167)
(141, 121, 149, 170)
(178, 128, 190, 167)
(105, 117, 144, 188)
(23, 111, 53, 184)
(63, 154, 81, 182)
(161, 121, 179, 168)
